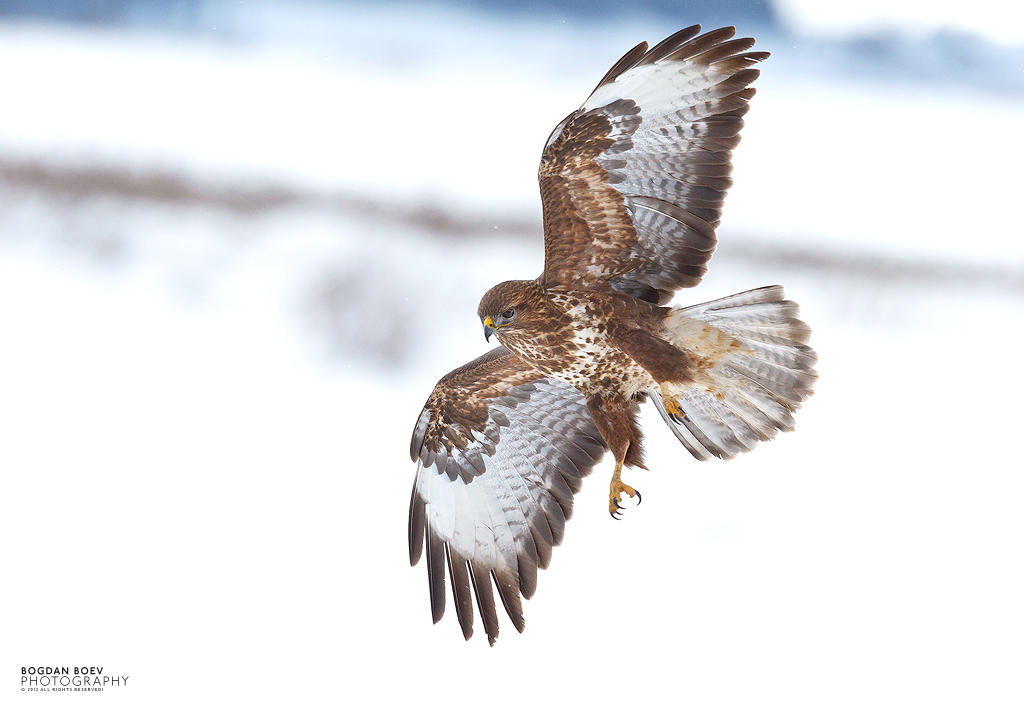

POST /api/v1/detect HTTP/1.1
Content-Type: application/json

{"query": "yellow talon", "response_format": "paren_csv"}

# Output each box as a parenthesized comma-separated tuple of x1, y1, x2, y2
(608, 461, 641, 519)
(660, 383, 686, 423)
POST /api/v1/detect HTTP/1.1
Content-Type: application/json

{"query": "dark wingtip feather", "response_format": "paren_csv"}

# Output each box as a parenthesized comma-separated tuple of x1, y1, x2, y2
(494, 570, 526, 633)
(426, 530, 446, 624)
(593, 40, 649, 91)
(636, 24, 702, 66)
(470, 564, 500, 646)
(445, 546, 475, 641)
(666, 26, 737, 62)
(408, 483, 425, 566)
(410, 408, 430, 462)
(693, 36, 757, 64)
(518, 552, 539, 600)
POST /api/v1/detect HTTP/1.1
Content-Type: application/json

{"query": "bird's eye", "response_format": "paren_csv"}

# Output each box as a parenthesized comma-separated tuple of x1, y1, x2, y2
(502, 307, 516, 320)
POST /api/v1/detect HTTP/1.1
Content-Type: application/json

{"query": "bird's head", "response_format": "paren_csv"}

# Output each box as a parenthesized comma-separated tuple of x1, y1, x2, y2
(477, 280, 545, 343)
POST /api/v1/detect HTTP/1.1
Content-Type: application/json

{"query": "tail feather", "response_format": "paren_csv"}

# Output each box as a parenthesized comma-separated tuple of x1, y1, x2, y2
(655, 285, 817, 461)
(723, 353, 815, 405)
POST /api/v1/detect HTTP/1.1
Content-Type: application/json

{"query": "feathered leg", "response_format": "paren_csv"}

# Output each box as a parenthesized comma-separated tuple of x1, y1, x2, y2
(586, 395, 645, 518)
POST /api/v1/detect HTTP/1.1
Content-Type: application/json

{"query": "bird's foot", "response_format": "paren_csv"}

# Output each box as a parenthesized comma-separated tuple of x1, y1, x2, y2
(608, 474, 641, 520)
(660, 384, 687, 424)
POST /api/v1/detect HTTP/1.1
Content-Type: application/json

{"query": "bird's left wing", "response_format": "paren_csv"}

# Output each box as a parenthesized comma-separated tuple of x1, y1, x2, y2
(409, 346, 606, 645)
(539, 25, 768, 304)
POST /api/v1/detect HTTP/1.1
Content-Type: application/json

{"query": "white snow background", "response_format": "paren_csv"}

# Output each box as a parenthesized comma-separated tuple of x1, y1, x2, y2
(1, 1, 1022, 701)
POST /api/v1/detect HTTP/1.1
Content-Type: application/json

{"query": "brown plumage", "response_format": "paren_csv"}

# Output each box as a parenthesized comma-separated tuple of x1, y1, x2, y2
(408, 25, 817, 646)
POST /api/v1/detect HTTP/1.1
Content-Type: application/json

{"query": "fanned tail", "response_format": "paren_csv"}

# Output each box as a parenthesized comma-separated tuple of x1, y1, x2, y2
(654, 285, 817, 460)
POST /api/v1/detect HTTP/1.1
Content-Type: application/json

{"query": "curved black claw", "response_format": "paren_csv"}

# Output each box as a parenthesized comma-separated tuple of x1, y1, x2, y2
(635, 489, 642, 506)
(610, 497, 624, 519)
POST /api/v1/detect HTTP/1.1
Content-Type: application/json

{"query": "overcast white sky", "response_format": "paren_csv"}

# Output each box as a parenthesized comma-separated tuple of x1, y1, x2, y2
(777, 0, 1024, 43)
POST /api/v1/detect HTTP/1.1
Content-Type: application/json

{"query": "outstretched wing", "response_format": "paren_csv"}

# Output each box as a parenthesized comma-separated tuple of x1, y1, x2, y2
(539, 25, 768, 304)
(409, 346, 606, 645)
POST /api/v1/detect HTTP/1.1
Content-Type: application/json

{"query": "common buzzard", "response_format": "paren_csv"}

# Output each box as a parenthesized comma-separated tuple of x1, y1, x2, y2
(408, 25, 816, 645)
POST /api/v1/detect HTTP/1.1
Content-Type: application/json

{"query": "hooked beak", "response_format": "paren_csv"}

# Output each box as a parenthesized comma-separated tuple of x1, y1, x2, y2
(483, 316, 495, 342)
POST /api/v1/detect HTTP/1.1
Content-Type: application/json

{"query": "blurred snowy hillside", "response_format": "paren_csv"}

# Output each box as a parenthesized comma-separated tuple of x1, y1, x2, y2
(1, 2, 1022, 702)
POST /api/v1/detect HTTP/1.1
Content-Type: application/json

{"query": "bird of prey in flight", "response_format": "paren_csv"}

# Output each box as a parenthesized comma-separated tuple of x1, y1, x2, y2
(408, 25, 817, 645)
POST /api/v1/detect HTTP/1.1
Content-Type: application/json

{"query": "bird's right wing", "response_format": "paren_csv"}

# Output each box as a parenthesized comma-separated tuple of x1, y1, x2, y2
(409, 346, 607, 645)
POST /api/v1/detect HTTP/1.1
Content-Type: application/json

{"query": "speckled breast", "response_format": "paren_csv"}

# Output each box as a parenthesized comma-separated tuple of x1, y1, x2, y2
(500, 291, 656, 399)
